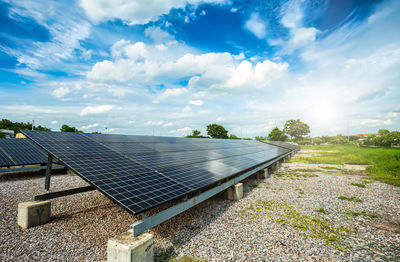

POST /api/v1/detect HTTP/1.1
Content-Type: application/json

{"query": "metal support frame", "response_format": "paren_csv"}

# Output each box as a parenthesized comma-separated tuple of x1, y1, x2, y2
(44, 154, 53, 191)
(131, 152, 291, 237)
(0, 164, 64, 174)
(34, 186, 95, 201)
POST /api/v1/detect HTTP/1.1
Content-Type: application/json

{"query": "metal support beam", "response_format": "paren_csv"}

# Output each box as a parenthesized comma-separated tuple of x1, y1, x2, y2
(44, 154, 53, 191)
(0, 164, 64, 174)
(131, 152, 291, 237)
(34, 186, 95, 201)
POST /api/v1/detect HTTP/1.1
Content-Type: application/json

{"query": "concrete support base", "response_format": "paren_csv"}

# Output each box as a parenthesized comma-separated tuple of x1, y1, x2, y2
(17, 201, 51, 229)
(107, 230, 154, 262)
(226, 183, 243, 201)
(257, 168, 269, 179)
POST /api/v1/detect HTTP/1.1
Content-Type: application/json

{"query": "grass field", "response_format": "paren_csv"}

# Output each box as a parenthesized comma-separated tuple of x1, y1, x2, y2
(294, 145, 400, 187)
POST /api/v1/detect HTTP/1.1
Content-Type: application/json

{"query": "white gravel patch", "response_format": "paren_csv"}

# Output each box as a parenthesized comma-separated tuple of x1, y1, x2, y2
(0, 166, 399, 261)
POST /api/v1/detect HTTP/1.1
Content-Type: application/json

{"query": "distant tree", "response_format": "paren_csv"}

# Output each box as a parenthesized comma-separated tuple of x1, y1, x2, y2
(242, 138, 253, 140)
(229, 134, 240, 139)
(267, 127, 288, 141)
(186, 130, 209, 138)
(206, 124, 228, 139)
(378, 129, 390, 135)
(60, 124, 82, 133)
(330, 135, 349, 145)
(35, 125, 51, 131)
(0, 118, 50, 133)
(192, 130, 201, 137)
(313, 136, 324, 145)
(283, 119, 310, 141)
(254, 136, 267, 141)
(92, 131, 102, 134)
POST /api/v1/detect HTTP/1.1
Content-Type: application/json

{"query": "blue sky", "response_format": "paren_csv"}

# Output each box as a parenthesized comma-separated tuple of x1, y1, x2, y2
(0, 0, 399, 137)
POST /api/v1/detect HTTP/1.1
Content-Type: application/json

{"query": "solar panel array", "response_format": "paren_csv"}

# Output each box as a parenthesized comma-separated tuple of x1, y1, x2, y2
(262, 140, 300, 151)
(0, 138, 47, 167)
(22, 130, 293, 215)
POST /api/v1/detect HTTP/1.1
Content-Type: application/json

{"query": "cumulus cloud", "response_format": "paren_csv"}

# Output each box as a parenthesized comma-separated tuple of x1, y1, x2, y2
(81, 123, 100, 129)
(144, 121, 164, 126)
(189, 100, 203, 106)
(51, 120, 58, 124)
(87, 40, 289, 91)
(289, 27, 319, 48)
(80, 0, 226, 25)
(163, 122, 174, 128)
(80, 105, 118, 116)
(245, 13, 266, 39)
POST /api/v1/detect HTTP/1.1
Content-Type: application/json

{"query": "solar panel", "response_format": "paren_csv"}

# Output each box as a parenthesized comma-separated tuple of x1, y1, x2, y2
(0, 138, 48, 167)
(262, 140, 300, 151)
(22, 130, 293, 215)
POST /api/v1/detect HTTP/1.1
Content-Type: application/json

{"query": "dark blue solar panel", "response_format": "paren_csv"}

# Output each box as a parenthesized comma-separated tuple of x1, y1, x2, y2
(0, 138, 47, 167)
(22, 130, 293, 215)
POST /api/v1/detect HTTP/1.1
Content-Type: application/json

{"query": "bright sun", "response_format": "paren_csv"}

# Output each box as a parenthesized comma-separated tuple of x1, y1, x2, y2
(307, 100, 337, 125)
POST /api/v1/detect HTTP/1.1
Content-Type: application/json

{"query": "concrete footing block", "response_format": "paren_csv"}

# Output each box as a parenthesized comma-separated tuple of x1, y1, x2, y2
(257, 169, 269, 179)
(226, 183, 243, 201)
(107, 230, 154, 262)
(17, 201, 51, 229)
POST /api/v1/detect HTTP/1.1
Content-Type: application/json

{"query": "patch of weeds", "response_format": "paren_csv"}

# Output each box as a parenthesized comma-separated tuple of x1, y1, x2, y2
(315, 207, 329, 214)
(171, 255, 207, 262)
(350, 182, 366, 188)
(338, 195, 363, 202)
(241, 200, 352, 249)
(156, 247, 175, 262)
(294, 168, 318, 173)
(265, 185, 271, 189)
(346, 211, 379, 219)
(360, 179, 373, 184)
(321, 166, 342, 171)
(297, 188, 304, 194)
(251, 184, 259, 188)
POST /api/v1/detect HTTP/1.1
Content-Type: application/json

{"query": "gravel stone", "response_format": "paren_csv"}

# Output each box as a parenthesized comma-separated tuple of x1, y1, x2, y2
(0, 163, 399, 261)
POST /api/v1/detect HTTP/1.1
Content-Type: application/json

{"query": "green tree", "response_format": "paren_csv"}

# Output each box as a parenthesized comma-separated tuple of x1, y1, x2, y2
(206, 124, 228, 139)
(267, 127, 288, 141)
(60, 124, 81, 133)
(254, 136, 267, 141)
(283, 119, 310, 141)
(229, 134, 240, 139)
(186, 130, 209, 138)
(0, 119, 50, 133)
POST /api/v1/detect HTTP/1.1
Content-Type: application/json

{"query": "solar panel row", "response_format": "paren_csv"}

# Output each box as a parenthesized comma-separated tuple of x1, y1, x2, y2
(0, 138, 48, 167)
(262, 140, 300, 151)
(22, 130, 293, 215)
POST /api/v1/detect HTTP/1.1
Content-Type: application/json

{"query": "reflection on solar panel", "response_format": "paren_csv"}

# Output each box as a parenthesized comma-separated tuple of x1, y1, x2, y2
(22, 130, 293, 215)
(0, 138, 47, 167)
(262, 140, 300, 151)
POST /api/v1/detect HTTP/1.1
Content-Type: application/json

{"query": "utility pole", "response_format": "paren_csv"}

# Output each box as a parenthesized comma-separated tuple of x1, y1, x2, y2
(105, 127, 108, 134)
(32, 120, 34, 130)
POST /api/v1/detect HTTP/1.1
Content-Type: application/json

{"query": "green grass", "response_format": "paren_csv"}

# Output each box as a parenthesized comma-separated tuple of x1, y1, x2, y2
(315, 207, 329, 214)
(346, 211, 379, 219)
(338, 195, 363, 202)
(297, 145, 400, 186)
(251, 183, 259, 188)
(350, 182, 366, 188)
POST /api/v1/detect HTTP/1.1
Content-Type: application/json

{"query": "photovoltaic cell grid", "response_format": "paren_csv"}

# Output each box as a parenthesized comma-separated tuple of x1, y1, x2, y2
(262, 140, 300, 151)
(0, 138, 47, 167)
(22, 130, 293, 215)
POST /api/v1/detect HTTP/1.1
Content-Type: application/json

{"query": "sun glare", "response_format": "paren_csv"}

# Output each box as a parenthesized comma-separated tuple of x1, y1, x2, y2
(307, 100, 337, 125)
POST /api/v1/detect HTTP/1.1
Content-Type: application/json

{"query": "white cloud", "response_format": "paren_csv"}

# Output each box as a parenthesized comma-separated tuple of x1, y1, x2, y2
(153, 88, 188, 103)
(87, 40, 289, 91)
(52, 87, 71, 99)
(289, 27, 319, 48)
(245, 13, 266, 39)
(81, 123, 100, 129)
(163, 122, 174, 128)
(51, 120, 58, 124)
(80, 105, 118, 116)
(189, 100, 203, 106)
(263, 120, 276, 131)
(144, 121, 164, 126)
(6, 1, 90, 70)
(169, 127, 192, 133)
(216, 117, 223, 122)
(281, 0, 303, 29)
(80, 0, 226, 25)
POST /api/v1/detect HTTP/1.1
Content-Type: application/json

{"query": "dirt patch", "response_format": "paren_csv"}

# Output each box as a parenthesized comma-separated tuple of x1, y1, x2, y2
(369, 221, 400, 233)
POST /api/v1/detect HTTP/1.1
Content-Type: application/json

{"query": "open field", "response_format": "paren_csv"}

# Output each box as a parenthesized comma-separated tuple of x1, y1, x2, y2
(1, 161, 399, 261)
(293, 145, 400, 187)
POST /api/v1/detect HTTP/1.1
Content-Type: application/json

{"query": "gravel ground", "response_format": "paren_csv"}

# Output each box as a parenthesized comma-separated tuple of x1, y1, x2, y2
(0, 162, 399, 261)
